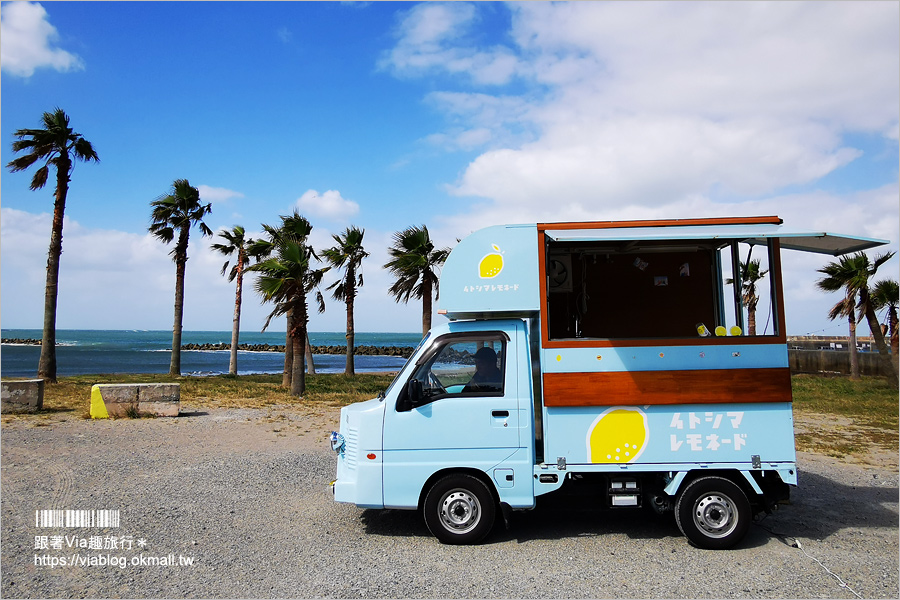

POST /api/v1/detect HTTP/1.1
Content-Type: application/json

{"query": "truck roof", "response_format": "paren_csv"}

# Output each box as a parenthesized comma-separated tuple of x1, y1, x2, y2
(438, 216, 888, 320)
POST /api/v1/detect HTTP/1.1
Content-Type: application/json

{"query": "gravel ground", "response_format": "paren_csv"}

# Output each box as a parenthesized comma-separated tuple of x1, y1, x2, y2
(1, 406, 897, 599)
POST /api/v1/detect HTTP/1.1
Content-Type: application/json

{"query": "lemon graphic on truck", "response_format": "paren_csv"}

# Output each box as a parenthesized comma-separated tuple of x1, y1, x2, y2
(479, 244, 504, 278)
(587, 407, 649, 463)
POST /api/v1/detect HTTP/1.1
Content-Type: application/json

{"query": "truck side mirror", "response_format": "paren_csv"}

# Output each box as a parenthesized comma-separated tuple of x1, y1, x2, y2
(405, 379, 423, 410)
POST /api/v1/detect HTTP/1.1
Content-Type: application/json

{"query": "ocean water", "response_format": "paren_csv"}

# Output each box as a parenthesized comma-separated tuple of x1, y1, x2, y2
(0, 329, 422, 377)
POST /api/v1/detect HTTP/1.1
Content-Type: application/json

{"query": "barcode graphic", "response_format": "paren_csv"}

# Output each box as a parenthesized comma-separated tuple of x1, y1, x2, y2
(35, 510, 120, 528)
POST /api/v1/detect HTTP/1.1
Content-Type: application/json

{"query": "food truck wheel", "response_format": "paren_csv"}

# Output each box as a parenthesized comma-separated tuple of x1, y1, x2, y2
(675, 476, 750, 550)
(424, 474, 496, 545)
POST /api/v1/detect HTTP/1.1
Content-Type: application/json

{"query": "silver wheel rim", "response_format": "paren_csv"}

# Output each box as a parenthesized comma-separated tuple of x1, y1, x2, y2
(439, 488, 481, 534)
(693, 493, 738, 538)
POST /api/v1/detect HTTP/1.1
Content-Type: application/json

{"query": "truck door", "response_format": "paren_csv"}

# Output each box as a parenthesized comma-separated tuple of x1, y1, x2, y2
(382, 331, 521, 508)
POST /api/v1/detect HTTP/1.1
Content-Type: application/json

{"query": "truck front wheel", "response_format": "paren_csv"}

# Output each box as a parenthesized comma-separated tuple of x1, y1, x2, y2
(675, 476, 751, 549)
(424, 474, 496, 544)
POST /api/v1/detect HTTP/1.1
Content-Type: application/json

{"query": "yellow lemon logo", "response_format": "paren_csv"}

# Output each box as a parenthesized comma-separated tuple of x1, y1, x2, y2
(587, 407, 649, 463)
(479, 245, 504, 278)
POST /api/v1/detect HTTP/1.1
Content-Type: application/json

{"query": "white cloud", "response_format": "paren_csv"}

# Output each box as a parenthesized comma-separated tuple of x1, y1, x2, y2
(0, 1, 83, 77)
(452, 115, 862, 211)
(380, 2, 521, 85)
(0, 208, 426, 333)
(197, 185, 245, 205)
(1, 208, 174, 329)
(424, 91, 535, 150)
(296, 189, 360, 221)
(383, 2, 898, 243)
(508, 2, 898, 126)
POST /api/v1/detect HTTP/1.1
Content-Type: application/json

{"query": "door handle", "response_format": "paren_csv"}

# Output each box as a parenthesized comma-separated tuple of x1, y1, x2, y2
(491, 410, 509, 417)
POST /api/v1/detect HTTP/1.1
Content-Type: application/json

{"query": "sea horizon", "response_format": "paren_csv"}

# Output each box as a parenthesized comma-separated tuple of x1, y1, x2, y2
(1, 329, 423, 378)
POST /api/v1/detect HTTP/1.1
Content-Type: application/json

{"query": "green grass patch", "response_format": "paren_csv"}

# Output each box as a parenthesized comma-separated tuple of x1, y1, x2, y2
(792, 374, 898, 459)
(791, 374, 898, 430)
(1, 372, 397, 419)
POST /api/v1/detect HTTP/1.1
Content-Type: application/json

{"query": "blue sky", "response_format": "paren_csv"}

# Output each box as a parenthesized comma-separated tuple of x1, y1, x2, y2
(1, 1, 898, 335)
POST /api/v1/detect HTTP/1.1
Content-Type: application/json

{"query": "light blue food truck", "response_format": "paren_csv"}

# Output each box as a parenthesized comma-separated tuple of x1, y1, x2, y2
(330, 216, 886, 548)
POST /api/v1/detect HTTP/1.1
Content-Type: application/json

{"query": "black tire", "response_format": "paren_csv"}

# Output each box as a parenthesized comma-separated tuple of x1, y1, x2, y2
(423, 474, 496, 545)
(675, 476, 751, 550)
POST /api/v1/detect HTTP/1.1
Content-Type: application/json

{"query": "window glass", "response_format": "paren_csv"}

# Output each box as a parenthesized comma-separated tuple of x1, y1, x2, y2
(717, 241, 778, 337)
(545, 238, 780, 340)
(411, 337, 505, 401)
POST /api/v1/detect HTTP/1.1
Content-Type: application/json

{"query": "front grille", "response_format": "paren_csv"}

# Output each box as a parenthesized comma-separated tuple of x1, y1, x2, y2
(344, 426, 359, 470)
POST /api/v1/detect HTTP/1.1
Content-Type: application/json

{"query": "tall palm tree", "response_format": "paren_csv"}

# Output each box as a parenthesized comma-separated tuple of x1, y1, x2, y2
(323, 226, 369, 375)
(248, 212, 327, 396)
(149, 179, 213, 376)
(6, 108, 99, 383)
(385, 225, 450, 337)
(212, 225, 256, 376)
(727, 257, 768, 335)
(871, 279, 899, 374)
(817, 252, 898, 385)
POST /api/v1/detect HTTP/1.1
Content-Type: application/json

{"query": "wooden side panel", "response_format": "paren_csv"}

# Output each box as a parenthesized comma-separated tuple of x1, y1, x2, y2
(543, 368, 792, 406)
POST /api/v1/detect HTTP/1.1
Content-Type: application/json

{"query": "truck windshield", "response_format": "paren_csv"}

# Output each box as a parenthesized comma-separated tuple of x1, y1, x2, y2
(381, 332, 432, 399)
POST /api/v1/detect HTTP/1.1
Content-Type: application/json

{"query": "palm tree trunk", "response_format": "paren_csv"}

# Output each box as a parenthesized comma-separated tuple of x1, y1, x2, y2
(169, 228, 190, 376)
(746, 293, 758, 336)
(283, 309, 293, 388)
(864, 304, 898, 385)
(37, 169, 69, 383)
(345, 287, 355, 375)
(170, 258, 186, 376)
(890, 307, 899, 375)
(291, 301, 308, 396)
(228, 267, 243, 377)
(305, 332, 316, 375)
(848, 313, 860, 380)
(290, 333, 305, 396)
(422, 275, 433, 337)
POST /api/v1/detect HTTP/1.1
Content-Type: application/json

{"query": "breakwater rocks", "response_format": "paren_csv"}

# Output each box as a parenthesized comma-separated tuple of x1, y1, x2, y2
(1, 338, 415, 358)
(180, 342, 415, 358)
(2, 338, 42, 346)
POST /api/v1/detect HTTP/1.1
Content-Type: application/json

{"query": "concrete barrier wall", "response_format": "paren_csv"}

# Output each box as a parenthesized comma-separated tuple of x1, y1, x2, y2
(1, 380, 44, 414)
(788, 350, 891, 377)
(90, 383, 180, 418)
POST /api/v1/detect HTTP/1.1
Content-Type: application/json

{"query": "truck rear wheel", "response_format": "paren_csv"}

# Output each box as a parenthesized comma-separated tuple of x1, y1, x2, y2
(675, 476, 750, 550)
(424, 474, 496, 545)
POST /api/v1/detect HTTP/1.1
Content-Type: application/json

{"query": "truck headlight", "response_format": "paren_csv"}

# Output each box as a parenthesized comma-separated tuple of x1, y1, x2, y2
(330, 431, 345, 456)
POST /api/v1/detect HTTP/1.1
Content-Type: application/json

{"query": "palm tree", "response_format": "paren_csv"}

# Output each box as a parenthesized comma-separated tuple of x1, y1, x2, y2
(249, 222, 292, 386)
(385, 225, 450, 337)
(248, 212, 327, 396)
(822, 288, 861, 379)
(212, 225, 256, 376)
(817, 252, 898, 385)
(149, 179, 213, 376)
(6, 108, 99, 383)
(323, 226, 369, 374)
(250, 215, 311, 386)
(727, 257, 768, 335)
(871, 279, 899, 374)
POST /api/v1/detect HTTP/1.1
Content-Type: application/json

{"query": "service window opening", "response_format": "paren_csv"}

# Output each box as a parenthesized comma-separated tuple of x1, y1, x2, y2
(544, 237, 780, 341)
